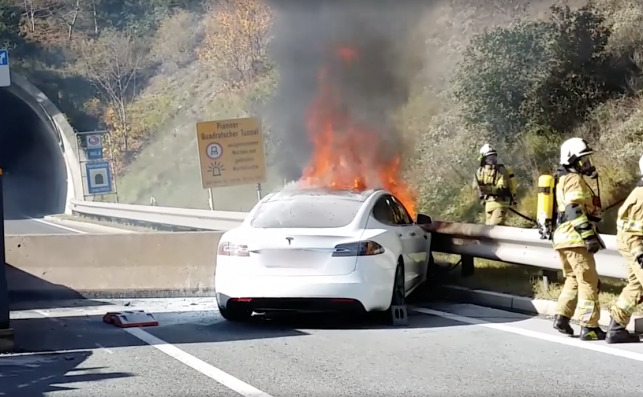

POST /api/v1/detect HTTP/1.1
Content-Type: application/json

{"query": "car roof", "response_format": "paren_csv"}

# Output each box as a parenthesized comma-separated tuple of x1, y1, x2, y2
(262, 185, 383, 203)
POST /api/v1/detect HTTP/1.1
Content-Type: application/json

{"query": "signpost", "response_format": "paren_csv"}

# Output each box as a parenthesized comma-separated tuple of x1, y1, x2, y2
(195, 117, 267, 209)
(0, 49, 10, 87)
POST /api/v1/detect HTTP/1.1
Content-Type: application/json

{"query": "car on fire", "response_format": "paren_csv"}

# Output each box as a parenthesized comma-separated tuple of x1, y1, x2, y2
(214, 186, 435, 322)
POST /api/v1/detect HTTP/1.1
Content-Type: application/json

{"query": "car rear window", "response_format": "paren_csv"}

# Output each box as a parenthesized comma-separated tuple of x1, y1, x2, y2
(250, 197, 363, 228)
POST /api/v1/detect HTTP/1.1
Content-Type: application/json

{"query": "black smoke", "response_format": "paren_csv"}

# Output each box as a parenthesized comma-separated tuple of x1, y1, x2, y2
(265, 0, 430, 180)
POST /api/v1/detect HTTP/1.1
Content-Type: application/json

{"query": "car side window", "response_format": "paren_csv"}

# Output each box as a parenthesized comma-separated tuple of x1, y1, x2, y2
(390, 196, 413, 225)
(372, 196, 396, 225)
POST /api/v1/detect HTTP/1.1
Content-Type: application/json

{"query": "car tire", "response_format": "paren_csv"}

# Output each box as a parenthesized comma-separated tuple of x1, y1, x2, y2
(217, 301, 252, 322)
(426, 252, 436, 280)
(373, 260, 406, 325)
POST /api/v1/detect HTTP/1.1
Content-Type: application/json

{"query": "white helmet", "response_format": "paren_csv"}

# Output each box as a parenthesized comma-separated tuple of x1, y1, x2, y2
(479, 143, 497, 158)
(639, 154, 643, 175)
(559, 137, 594, 166)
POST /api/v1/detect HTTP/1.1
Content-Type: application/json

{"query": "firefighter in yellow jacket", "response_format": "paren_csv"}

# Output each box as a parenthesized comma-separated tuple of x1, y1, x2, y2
(605, 154, 643, 344)
(551, 137, 606, 341)
(474, 144, 517, 225)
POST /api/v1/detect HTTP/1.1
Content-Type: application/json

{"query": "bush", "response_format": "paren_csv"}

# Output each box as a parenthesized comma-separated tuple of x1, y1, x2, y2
(453, 3, 639, 144)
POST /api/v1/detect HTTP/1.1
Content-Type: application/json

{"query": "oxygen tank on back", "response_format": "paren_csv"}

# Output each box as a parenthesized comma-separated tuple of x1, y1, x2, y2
(537, 174, 556, 240)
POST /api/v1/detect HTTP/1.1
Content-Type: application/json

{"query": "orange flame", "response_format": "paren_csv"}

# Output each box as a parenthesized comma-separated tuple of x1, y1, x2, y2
(299, 46, 417, 219)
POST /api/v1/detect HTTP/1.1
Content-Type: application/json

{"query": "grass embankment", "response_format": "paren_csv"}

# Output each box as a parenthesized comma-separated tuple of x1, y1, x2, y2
(434, 253, 641, 314)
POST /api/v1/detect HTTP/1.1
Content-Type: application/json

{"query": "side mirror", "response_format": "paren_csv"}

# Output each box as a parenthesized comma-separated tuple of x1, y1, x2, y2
(416, 213, 432, 225)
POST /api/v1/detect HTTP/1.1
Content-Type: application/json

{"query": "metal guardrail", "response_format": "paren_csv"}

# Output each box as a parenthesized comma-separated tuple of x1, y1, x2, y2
(423, 221, 626, 280)
(70, 200, 628, 280)
(69, 200, 248, 231)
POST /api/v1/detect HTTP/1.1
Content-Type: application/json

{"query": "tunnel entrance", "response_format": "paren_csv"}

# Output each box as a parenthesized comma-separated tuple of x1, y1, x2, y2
(0, 87, 67, 220)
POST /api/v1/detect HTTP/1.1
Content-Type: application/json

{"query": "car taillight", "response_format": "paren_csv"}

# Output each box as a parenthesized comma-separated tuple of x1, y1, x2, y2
(217, 242, 249, 257)
(332, 241, 385, 257)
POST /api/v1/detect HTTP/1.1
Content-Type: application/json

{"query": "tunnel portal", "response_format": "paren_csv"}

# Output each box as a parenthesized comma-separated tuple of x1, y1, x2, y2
(0, 87, 68, 220)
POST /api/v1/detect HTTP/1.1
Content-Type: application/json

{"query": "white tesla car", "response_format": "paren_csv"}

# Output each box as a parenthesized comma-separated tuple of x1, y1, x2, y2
(214, 187, 435, 322)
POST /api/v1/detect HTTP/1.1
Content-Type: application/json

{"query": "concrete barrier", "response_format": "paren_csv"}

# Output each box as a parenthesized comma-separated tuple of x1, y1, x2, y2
(6, 232, 222, 300)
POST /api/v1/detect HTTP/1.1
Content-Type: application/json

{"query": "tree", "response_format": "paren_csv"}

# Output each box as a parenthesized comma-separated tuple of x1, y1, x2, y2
(198, 0, 273, 89)
(451, 19, 553, 140)
(0, 0, 21, 48)
(520, 4, 637, 132)
(452, 4, 638, 140)
(73, 29, 146, 154)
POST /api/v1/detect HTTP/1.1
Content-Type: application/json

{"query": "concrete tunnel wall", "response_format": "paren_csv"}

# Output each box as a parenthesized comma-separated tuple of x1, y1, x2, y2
(0, 72, 85, 216)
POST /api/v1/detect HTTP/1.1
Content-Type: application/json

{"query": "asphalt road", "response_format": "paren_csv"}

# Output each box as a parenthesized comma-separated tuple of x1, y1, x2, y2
(5, 297, 643, 396)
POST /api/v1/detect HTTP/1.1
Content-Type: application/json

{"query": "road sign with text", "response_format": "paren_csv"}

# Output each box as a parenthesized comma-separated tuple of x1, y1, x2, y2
(0, 49, 10, 87)
(195, 117, 266, 189)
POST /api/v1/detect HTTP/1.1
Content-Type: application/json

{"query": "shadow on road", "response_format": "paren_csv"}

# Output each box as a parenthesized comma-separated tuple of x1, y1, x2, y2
(0, 351, 133, 396)
(7, 264, 112, 311)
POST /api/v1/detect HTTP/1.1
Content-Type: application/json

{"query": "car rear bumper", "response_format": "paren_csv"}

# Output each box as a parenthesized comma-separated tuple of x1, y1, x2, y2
(215, 271, 391, 312)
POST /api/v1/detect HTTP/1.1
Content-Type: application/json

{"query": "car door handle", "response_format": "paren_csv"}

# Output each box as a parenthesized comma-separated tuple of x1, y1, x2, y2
(397, 233, 403, 237)
(409, 232, 416, 237)
(423, 234, 428, 239)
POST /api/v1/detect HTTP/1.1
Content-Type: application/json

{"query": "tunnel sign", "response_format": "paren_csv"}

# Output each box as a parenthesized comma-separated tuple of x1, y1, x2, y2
(195, 117, 266, 189)
(85, 134, 103, 160)
(0, 49, 10, 87)
(86, 161, 113, 195)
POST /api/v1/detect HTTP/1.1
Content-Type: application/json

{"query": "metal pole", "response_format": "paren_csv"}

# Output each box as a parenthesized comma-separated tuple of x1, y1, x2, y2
(0, 168, 14, 352)
(256, 183, 263, 202)
(208, 188, 214, 210)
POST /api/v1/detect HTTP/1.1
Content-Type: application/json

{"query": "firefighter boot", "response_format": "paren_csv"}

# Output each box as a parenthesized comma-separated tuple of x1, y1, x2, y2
(606, 317, 640, 344)
(580, 326, 606, 341)
(553, 315, 574, 336)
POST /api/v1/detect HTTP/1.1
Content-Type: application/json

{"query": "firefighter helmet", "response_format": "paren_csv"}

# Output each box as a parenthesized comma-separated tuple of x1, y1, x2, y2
(559, 137, 594, 166)
(479, 143, 497, 158)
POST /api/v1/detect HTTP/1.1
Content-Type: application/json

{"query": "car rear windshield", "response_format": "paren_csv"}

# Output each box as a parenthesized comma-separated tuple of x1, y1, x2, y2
(250, 196, 363, 228)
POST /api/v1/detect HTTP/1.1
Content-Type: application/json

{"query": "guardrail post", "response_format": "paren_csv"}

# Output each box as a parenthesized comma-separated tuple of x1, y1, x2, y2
(0, 168, 14, 352)
(461, 255, 474, 277)
(533, 269, 561, 290)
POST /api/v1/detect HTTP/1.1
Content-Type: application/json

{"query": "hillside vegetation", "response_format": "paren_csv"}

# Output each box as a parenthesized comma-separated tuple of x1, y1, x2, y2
(2, 0, 642, 229)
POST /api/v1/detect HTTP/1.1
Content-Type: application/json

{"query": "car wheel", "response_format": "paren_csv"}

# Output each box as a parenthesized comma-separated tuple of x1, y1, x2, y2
(373, 261, 407, 325)
(217, 301, 252, 322)
(426, 252, 436, 280)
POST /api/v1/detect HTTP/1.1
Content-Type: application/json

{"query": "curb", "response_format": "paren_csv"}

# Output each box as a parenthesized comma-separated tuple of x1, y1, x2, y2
(440, 284, 643, 333)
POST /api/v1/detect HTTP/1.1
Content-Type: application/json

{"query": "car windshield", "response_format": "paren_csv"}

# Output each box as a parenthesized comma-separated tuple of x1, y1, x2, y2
(250, 194, 364, 228)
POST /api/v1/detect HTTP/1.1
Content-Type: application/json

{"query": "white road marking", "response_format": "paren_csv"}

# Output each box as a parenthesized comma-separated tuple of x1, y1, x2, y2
(95, 343, 113, 354)
(29, 218, 88, 234)
(125, 327, 274, 397)
(412, 306, 643, 362)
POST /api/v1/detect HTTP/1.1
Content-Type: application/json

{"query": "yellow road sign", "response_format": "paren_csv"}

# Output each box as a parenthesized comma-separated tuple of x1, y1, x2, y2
(195, 117, 266, 189)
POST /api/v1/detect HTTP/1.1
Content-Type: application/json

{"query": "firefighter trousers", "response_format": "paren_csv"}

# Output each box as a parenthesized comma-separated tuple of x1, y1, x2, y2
(609, 249, 643, 328)
(555, 247, 601, 328)
(484, 204, 508, 226)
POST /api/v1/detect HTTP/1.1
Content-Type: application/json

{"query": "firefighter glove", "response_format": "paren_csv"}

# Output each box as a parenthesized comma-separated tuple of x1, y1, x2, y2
(584, 235, 601, 254)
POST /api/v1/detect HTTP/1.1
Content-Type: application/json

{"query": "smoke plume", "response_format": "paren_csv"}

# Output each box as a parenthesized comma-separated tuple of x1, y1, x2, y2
(265, 0, 430, 181)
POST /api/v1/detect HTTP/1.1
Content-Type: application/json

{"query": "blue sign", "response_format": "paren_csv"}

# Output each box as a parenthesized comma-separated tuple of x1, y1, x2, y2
(0, 49, 9, 87)
(86, 161, 113, 194)
(87, 148, 103, 160)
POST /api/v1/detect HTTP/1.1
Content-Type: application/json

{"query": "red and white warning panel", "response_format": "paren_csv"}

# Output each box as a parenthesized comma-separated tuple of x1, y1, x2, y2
(103, 310, 159, 328)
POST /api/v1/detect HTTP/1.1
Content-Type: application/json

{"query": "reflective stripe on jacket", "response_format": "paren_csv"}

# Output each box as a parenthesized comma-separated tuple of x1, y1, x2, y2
(552, 172, 601, 250)
(474, 164, 512, 210)
(616, 185, 643, 259)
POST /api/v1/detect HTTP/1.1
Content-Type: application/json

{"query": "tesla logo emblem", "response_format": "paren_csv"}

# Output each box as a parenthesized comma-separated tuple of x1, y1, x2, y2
(285, 237, 293, 245)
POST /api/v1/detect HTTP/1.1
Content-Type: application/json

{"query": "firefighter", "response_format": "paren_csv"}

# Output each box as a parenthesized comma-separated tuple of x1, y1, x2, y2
(551, 137, 606, 341)
(605, 154, 643, 344)
(473, 144, 517, 225)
